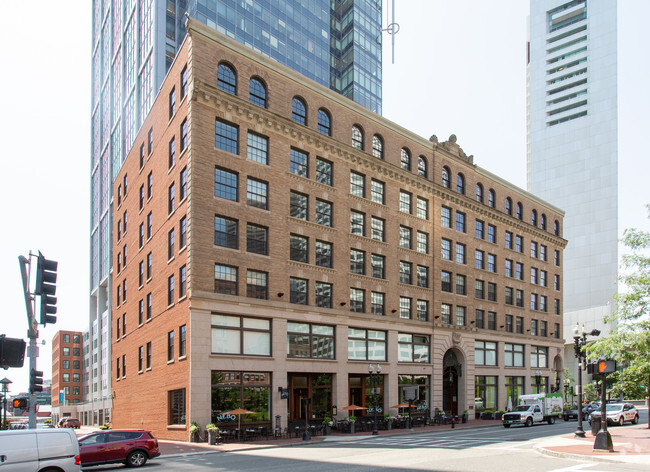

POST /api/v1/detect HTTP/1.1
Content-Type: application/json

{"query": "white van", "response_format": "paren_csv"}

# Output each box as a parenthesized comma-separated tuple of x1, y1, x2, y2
(0, 428, 80, 472)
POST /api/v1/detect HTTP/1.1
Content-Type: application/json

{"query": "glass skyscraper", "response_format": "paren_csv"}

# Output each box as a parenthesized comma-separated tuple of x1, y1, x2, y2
(84, 0, 382, 426)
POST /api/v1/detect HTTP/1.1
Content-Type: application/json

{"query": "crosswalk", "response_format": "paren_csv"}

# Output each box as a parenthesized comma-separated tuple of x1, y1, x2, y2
(349, 434, 521, 450)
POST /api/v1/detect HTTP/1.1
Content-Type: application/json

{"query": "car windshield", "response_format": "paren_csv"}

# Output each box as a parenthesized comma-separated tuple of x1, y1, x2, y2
(514, 405, 531, 411)
(605, 404, 623, 412)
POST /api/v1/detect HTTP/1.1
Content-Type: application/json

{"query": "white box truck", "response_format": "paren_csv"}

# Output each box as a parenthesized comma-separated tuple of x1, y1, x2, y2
(502, 393, 563, 427)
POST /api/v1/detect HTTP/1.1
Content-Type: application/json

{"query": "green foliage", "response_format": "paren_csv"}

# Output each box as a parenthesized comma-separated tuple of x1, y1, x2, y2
(348, 415, 357, 423)
(586, 205, 650, 400)
(189, 421, 200, 433)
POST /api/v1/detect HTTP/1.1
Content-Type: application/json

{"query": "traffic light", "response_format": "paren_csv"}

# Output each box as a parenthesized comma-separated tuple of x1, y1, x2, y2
(13, 398, 28, 409)
(597, 359, 616, 374)
(0, 335, 26, 368)
(35, 253, 58, 325)
(30, 368, 44, 393)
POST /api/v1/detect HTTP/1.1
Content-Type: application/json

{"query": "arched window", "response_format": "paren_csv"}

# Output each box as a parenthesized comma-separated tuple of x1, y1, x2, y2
(401, 148, 411, 171)
(372, 135, 384, 159)
(217, 63, 237, 95)
(476, 183, 484, 203)
(531, 209, 538, 226)
(505, 197, 512, 215)
(442, 166, 451, 188)
(292, 97, 307, 125)
(249, 77, 266, 107)
(351, 125, 364, 150)
(554, 220, 560, 236)
(541, 214, 547, 230)
(516, 202, 523, 220)
(456, 173, 465, 195)
(418, 156, 427, 178)
(488, 189, 495, 208)
(317, 108, 331, 136)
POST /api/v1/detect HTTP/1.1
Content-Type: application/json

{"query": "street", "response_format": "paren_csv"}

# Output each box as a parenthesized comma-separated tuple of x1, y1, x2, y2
(87, 410, 648, 472)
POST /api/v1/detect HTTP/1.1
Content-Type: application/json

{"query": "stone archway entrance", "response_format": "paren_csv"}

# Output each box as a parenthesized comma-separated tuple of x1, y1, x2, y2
(443, 350, 462, 415)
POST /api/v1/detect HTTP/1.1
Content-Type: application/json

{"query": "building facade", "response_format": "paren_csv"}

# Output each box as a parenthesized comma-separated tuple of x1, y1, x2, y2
(527, 0, 618, 381)
(50, 331, 84, 425)
(88, 0, 382, 427)
(111, 18, 566, 440)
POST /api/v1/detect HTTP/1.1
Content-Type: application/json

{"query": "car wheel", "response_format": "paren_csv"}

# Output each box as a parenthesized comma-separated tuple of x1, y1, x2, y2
(618, 416, 625, 426)
(525, 417, 533, 427)
(548, 416, 556, 425)
(126, 450, 148, 468)
(632, 415, 639, 425)
(563, 414, 569, 421)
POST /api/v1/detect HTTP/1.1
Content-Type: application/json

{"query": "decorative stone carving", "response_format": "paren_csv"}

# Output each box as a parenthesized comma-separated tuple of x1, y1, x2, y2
(452, 332, 462, 345)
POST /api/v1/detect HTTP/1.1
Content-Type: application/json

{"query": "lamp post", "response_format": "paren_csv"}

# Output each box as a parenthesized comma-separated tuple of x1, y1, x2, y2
(368, 363, 381, 435)
(0, 378, 11, 431)
(572, 323, 600, 438)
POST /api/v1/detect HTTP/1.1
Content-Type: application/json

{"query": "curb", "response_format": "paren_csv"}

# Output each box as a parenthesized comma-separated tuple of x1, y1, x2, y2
(533, 444, 650, 465)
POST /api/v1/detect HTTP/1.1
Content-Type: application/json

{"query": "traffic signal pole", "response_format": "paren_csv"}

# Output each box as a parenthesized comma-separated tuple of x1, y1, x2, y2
(19, 255, 38, 429)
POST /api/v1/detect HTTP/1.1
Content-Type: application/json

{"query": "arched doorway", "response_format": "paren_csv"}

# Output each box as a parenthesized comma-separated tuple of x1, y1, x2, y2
(443, 350, 462, 415)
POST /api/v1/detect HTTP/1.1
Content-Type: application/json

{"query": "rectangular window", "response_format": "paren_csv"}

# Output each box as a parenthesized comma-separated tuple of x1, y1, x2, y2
(168, 388, 186, 425)
(487, 312, 497, 330)
(290, 277, 308, 304)
(505, 314, 513, 332)
(531, 267, 538, 284)
(350, 288, 365, 312)
(455, 274, 465, 295)
(540, 295, 547, 312)
(350, 171, 365, 197)
(505, 259, 513, 278)
(146, 212, 152, 239)
(247, 132, 268, 164)
(290, 148, 308, 177)
(246, 270, 268, 299)
(138, 261, 144, 287)
(398, 333, 430, 363)
(505, 287, 513, 305)
(456, 243, 466, 264)
(350, 249, 365, 274)
(138, 299, 144, 325)
(214, 264, 238, 294)
(475, 309, 484, 329)
(215, 167, 237, 201)
(475, 220, 484, 239)
(441, 238, 452, 260)
(347, 328, 386, 361)
(316, 199, 333, 227)
(247, 178, 268, 209)
(505, 231, 513, 249)
(540, 245, 547, 261)
(515, 235, 523, 253)
(315, 240, 333, 268)
(211, 314, 271, 356)
(370, 179, 385, 204)
(400, 261, 412, 284)
(168, 275, 175, 305)
(371, 291, 385, 315)
(442, 304, 452, 324)
(315, 281, 332, 308)
(399, 226, 412, 249)
(416, 197, 428, 219)
(531, 319, 538, 336)
(554, 274, 560, 290)
(147, 172, 153, 199)
(371, 217, 385, 242)
(555, 323, 560, 339)
(475, 279, 485, 299)
(287, 322, 335, 359)
(168, 228, 175, 260)
(441, 271, 452, 292)
(179, 325, 186, 358)
(169, 87, 176, 118)
(215, 119, 238, 154)
(475, 340, 497, 366)
(540, 270, 547, 287)
(531, 241, 538, 258)
(180, 65, 188, 98)
(167, 331, 174, 361)
(350, 211, 365, 236)
(505, 343, 524, 367)
(516, 316, 523, 334)
(441, 206, 452, 228)
(215, 215, 238, 248)
(146, 293, 152, 320)
(290, 234, 308, 263)
(399, 190, 412, 214)
(456, 306, 466, 326)
(516, 262, 524, 280)
(417, 266, 429, 288)
(180, 167, 187, 200)
(180, 118, 187, 151)
(456, 212, 466, 232)
(315, 158, 332, 186)
(416, 231, 428, 253)
(290, 191, 308, 220)
(487, 282, 497, 302)
(531, 293, 538, 310)
(139, 143, 145, 169)
(516, 289, 524, 307)
(530, 346, 548, 368)
(541, 320, 548, 337)
(475, 250, 484, 269)
(416, 299, 429, 321)
(554, 250, 560, 266)
(487, 254, 496, 273)
(168, 137, 176, 168)
(399, 297, 411, 319)
(487, 224, 496, 243)
(475, 375, 498, 411)
(371, 254, 385, 279)
(246, 224, 268, 255)
(179, 265, 186, 298)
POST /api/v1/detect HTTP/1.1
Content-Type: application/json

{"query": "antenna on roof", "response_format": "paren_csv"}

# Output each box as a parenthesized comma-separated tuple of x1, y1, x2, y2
(381, 0, 400, 64)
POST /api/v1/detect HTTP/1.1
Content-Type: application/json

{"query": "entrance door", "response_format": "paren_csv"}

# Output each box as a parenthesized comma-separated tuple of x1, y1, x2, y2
(443, 366, 458, 415)
(292, 388, 309, 420)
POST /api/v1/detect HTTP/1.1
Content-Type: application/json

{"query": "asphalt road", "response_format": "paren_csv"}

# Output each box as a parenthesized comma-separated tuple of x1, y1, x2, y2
(85, 409, 649, 472)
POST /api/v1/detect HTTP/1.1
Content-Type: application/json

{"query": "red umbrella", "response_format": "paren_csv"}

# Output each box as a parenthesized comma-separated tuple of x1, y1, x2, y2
(390, 403, 411, 409)
(340, 404, 367, 411)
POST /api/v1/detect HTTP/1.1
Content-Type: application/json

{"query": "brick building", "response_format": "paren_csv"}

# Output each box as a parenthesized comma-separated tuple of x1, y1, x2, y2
(51, 330, 83, 422)
(111, 18, 566, 440)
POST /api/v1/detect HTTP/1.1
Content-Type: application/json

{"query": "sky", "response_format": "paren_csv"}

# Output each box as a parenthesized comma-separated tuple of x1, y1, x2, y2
(1, 0, 648, 395)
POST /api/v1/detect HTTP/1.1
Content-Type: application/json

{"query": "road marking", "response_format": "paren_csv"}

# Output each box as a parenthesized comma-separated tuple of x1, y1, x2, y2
(546, 464, 596, 472)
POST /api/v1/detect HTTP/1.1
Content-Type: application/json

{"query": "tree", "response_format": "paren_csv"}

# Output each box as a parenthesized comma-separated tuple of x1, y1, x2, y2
(585, 204, 650, 428)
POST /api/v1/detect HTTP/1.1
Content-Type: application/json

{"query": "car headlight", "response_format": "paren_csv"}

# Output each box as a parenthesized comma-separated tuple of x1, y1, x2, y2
(520, 415, 526, 420)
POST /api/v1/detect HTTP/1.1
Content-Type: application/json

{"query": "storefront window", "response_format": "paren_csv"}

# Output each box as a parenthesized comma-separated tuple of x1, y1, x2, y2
(506, 376, 525, 408)
(347, 328, 386, 361)
(397, 374, 429, 415)
(211, 314, 270, 356)
(530, 376, 548, 394)
(287, 322, 334, 359)
(397, 333, 429, 363)
(289, 373, 332, 421)
(211, 371, 270, 425)
(475, 376, 497, 411)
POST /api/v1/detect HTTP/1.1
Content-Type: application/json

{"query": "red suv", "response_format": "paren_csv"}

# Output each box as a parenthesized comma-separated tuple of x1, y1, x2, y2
(79, 429, 160, 468)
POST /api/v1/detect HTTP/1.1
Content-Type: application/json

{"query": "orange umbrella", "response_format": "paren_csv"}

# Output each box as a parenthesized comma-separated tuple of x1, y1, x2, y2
(340, 404, 367, 411)
(390, 403, 411, 409)
(225, 409, 257, 439)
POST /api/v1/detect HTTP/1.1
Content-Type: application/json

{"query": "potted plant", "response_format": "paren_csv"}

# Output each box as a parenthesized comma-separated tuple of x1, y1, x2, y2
(495, 410, 506, 421)
(206, 423, 221, 445)
(384, 414, 393, 430)
(348, 415, 357, 434)
(189, 421, 201, 442)
(462, 410, 469, 424)
(322, 416, 333, 435)
(481, 409, 494, 420)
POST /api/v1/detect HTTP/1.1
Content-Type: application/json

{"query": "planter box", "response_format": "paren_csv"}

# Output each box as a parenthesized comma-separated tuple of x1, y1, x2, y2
(481, 412, 494, 420)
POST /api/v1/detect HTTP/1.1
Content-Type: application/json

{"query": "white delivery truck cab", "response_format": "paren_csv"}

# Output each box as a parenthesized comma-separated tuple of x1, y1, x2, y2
(0, 428, 80, 472)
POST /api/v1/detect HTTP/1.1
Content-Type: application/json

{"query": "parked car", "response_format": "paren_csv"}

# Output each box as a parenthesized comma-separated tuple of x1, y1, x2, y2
(0, 428, 81, 471)
(78, 429, 160, 468)
(563, 407, 579, 421)
(589, 403, 639, 426)
(59, 417, 70, 427)
(62, 418, 81, 429)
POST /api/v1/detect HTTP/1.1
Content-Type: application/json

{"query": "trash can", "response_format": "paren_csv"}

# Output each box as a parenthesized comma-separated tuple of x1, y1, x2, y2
(590, 416, 601, 436)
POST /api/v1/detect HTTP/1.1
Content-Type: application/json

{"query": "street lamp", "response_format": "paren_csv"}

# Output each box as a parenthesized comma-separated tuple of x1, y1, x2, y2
(0, 378, 12, 431)
(368, 363, 382, 436)
(572, 323, 601, 438)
